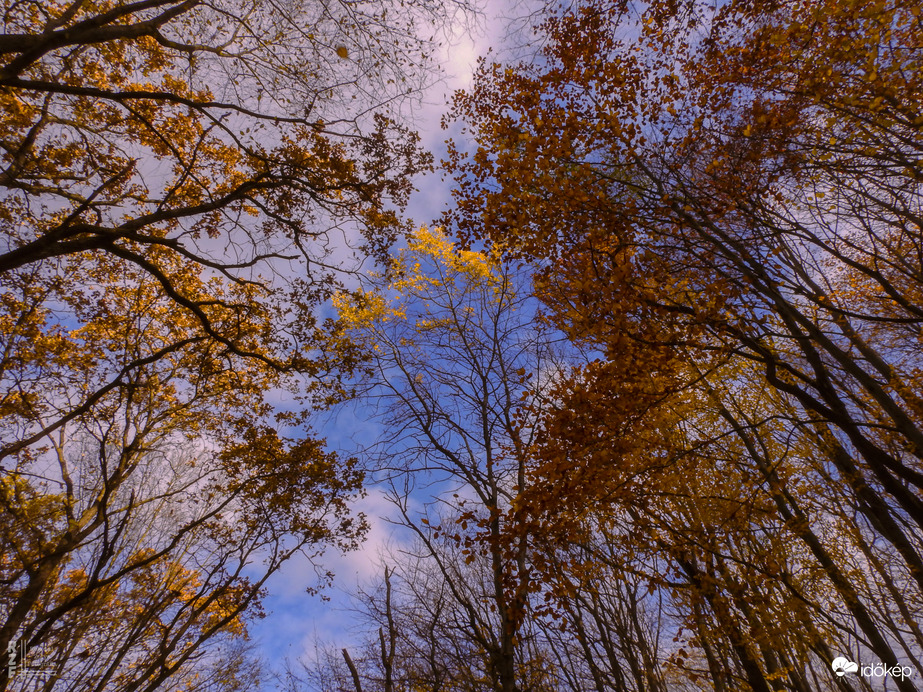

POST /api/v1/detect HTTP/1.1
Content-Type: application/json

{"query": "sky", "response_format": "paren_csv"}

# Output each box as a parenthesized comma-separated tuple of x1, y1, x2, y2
(246, 2, 520, 676)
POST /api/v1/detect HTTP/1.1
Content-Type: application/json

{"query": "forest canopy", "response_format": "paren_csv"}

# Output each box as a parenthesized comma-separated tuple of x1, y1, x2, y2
(0, 0, 451, 688)
(436, 0, 923, 689)
(308, 0, 923, 690)
(3, 0, 923, 690)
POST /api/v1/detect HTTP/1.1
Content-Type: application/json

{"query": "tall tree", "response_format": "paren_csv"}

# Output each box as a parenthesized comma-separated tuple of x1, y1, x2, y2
(446, 0, 923, 688)
(0, 256, 367, 692)
(0, 0, 451, 687)
(0, 0, 437, 464)
(330, 227, 564, 692)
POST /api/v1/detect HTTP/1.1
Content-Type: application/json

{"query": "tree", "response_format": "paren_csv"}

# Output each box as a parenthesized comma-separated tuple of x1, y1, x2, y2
(0, 258, 367, 691)
(446, 0, 923, 689)
(0, 0, 452, 687)
(329, 227, 564, 692)
(0, 0, 439, 463)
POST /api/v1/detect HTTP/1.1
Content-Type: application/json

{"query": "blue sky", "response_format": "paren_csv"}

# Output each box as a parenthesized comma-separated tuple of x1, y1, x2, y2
(246, 5, 516, 676)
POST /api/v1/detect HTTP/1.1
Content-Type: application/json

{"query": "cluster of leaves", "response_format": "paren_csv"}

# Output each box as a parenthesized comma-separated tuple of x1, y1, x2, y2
(0, 0, 455, 688)
(439, 0, 923, 688)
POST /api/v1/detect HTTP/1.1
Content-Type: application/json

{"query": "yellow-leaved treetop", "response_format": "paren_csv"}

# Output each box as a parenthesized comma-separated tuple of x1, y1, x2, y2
(333, 226, 502, 331)
(330, 226, 561, 692)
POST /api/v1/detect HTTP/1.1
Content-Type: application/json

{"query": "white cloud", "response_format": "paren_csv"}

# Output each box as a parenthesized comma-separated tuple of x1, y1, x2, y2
(252, 486, 417, 662)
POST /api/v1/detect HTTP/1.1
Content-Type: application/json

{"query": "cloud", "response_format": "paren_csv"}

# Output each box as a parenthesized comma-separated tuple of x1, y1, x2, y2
(251, 487, 417, 663)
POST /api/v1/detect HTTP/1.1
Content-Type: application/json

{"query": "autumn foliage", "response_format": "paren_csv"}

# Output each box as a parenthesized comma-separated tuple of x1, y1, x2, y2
(443, 0, 923, 689)
(0, 0, 442, 688)
(330, 228, 548, 692)
(6, 0, 923, 689)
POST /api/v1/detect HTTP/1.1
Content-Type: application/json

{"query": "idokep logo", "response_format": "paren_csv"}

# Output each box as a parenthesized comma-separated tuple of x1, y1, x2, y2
(831, 657, 859, 677)
(831, 656, 914, 681)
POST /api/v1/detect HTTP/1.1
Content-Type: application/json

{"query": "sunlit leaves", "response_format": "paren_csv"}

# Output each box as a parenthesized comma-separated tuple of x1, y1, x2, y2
(445, 0, 923, 687)
(0, 0, 445, 687)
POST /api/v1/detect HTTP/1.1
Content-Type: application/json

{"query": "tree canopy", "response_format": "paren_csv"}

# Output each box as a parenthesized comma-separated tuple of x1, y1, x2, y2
(6, 0, 923, 689)
(0, 0, 451, 688)
(439, 0, 923, 688)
